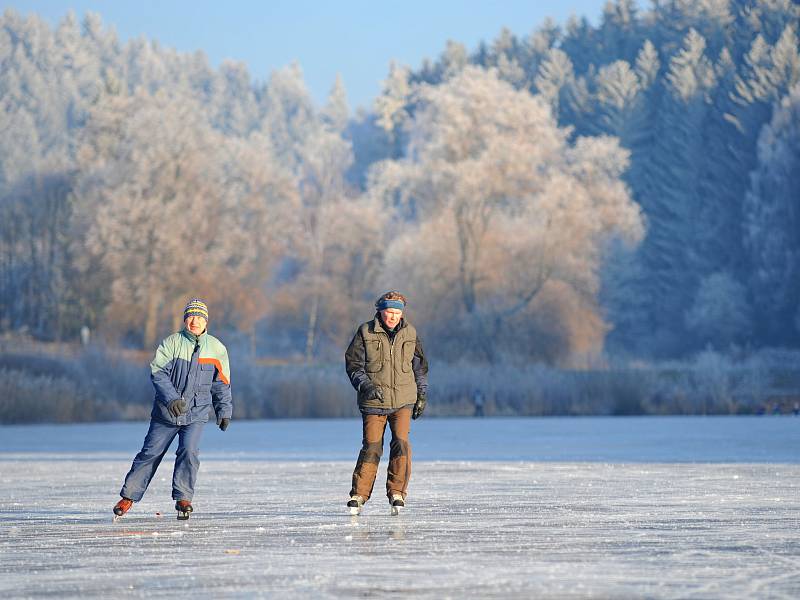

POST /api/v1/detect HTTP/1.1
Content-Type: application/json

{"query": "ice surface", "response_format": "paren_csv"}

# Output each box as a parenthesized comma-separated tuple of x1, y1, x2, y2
(1, 417, 799, 598)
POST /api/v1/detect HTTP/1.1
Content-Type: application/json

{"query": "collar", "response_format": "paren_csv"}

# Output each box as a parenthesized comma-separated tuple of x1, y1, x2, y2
(373, 314, 405, 334)
(181, 327, 207, 344)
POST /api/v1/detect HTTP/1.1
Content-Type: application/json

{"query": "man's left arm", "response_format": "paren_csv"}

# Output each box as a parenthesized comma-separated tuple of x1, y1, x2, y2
(211, 347, 232, 429)
(411, 335, 429, 419)
(412, 335, 428, 395)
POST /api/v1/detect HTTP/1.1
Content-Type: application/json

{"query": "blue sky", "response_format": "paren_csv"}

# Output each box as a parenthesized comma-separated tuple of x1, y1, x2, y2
(9, 1, 647, 111)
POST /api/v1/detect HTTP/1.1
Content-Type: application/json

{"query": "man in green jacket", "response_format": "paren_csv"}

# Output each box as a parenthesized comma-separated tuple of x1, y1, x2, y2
(344, 290, 429, 515)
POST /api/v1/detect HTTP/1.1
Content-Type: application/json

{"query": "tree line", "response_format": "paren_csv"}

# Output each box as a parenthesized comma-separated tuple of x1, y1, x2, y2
(0, 1, 799, 367)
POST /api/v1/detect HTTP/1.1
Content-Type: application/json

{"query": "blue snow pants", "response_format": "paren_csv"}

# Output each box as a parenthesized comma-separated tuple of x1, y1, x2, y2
(120, 419, 205, 502)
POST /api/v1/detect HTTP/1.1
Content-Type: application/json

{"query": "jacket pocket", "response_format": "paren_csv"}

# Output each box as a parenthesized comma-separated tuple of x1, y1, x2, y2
(198, 362, 215, 389)
(365, 340, 382, 373)
(401, 340, 416, 372)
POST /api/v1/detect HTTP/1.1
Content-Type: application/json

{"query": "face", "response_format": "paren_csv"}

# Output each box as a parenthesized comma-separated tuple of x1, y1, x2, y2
(380, 308, 403, 329)
(185, 315, 207, 335)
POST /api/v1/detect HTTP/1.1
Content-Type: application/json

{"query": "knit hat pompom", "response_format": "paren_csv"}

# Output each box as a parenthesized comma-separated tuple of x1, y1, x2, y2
(183, 298, 209, 322)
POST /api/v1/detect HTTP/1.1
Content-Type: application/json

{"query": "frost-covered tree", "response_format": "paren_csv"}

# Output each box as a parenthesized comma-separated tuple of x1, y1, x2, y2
(260, 63, 317, 170)
(597, 44, 662, 354)
(598, 0, 643, 63)
(685, 271, 752, 348)
(637, 29, 716, 354)
(734, 0, 800, 60)
(0, 171, 74, 338)
(259, 76, 384, 359)
(367, 66, 643, 363)
(744, 83, 800, 343)
(3, 0, 800, 362)
(210, 60, 261, 136)
(374, 61, 413, 155)
(690, 48, 743, 285)
(321, 73, 349, 132)
(73, 88, 289, 347)
(439, 40, 469, 80)
(533, 48, 575, 118)
(591, 60, 645, 141)
(651, 0, 735, 58)
(560, 14, 599, 76)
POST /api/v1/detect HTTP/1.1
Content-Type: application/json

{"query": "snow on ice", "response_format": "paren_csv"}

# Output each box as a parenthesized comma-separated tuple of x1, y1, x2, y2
(1, 417, 798, 598)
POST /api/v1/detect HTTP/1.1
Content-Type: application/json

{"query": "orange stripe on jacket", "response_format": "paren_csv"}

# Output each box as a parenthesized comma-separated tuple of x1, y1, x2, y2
(198, 357, 230, 385)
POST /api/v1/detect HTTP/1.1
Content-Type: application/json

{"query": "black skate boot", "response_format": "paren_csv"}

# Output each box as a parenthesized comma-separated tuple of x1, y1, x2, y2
(175, 500, 193, 520)
(390, 494, 405, 516)
(347, 495, 365, 516)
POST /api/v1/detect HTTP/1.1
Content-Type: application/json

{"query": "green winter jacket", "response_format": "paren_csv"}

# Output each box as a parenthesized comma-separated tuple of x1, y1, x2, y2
(345, 316, 427, 411)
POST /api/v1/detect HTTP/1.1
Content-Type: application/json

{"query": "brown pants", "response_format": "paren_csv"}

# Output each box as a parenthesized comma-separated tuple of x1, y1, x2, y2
(350, 407, 412, 502)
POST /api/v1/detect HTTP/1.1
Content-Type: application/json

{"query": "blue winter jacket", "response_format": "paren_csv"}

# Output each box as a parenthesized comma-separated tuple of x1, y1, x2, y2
(149, 328, 233, 426)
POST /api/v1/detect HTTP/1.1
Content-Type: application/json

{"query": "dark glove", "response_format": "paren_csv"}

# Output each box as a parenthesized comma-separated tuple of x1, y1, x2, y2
(168, 398, 188, 417)
(412, 393, 426, 420)
(361, 381, 384, 402)
(218, 417, 230, 432)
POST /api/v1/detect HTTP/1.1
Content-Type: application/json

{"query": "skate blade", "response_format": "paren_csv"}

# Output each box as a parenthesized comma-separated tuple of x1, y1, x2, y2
(112, 515, 123, 523)
(390, 505, 402, 516)
(349, 506, 361, 516)
(176, 512, 191, 521)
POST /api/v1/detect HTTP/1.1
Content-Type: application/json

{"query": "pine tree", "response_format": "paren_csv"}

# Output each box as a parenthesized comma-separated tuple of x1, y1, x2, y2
(438, 40, 469, 81)
(560, 15, 599, 77)
(639, 29, 716, 355)
(260, 63, 316, 171)
(744, 84, 800, 343)
(598, 0, 643, 63)
(533, 48, 575, 118)
(321, 74, 349, 133)
(731, 26, 800, 344)
(691, 48, 746, 283)
(599, 43, 661, 354)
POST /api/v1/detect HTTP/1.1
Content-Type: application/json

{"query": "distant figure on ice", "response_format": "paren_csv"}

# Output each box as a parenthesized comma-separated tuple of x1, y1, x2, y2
(344, 290, 429, 515)
(473, 389, 485, 417)
(80, 325, 90, 347)
(112, 298, 233, 521)
(793, 401, 799, 416)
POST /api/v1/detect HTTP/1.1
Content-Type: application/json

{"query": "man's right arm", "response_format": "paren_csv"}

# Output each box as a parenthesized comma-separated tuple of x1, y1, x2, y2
(344, 328, 370, 393)
(150, 336, 181, 405)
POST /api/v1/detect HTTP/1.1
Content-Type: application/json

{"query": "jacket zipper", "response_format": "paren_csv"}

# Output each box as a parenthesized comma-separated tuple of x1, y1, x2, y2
(389, 334, 394, 407)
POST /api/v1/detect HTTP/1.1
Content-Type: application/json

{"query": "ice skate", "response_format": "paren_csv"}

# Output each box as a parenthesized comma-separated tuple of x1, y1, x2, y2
(175, 500, 193, 520)
(390, 494, 404, 516)
(347, 495, 365, 516)
(112, 497, 133, 522)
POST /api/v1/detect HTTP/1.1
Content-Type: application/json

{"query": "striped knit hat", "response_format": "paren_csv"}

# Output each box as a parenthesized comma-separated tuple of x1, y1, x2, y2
(183, 298, 209, 322)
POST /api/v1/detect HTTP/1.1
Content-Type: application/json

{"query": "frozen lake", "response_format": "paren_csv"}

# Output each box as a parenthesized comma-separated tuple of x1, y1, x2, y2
(1, 416, 799, 598)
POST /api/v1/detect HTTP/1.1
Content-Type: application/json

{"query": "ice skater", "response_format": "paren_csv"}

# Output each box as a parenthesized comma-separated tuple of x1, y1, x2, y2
(344, 290, 429, 515)
(112, 298, 233, 520)
(473, 388, 485, 417)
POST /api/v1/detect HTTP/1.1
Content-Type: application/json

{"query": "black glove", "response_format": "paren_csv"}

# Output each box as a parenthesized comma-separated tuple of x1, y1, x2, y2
(361, 381, 384, 402)
(412, 393, 426, 420)
(168, 398, 188, 417)
(218, 417, 230, 432)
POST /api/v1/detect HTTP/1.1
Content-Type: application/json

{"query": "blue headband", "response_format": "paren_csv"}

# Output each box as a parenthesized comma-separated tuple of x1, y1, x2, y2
(377, 299, 405, 311)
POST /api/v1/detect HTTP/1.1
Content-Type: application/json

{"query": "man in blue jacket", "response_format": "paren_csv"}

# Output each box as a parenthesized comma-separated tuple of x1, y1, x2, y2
(112, 298, 233, 520)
